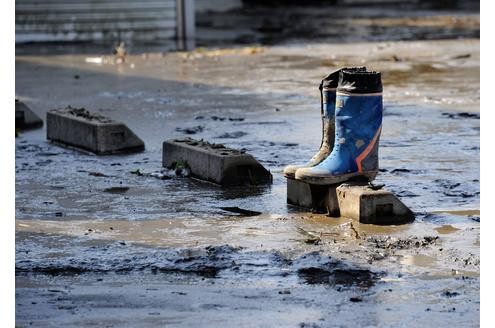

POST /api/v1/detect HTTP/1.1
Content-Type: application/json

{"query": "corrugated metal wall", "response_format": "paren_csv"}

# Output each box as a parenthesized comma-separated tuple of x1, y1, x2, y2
(15, 0, 177, 43)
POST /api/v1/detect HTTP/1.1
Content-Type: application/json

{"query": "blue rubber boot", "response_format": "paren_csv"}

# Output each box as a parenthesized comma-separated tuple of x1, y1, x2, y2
(295, 70, 383, 185)
(283, 67, 366, 179)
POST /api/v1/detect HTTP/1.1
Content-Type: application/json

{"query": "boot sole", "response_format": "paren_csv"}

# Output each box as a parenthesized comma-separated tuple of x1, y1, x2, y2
(295, 171, 377, 185)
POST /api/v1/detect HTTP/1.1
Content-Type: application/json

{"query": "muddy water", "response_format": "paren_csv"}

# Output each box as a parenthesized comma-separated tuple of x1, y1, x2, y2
(15, 39, 479, 327)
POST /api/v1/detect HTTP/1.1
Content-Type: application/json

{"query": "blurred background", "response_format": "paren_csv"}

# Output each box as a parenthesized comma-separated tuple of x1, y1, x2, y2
(15, 0, 479, 53)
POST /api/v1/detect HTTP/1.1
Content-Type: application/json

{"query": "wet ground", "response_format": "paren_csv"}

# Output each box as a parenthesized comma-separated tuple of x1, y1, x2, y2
(15, 3, 479, 327)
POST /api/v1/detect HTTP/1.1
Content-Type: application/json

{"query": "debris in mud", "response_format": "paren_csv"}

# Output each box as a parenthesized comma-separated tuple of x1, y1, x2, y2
(470, 216, 480, 222)
(88, 171, 110, 177)
(195, 115, 245, 122)
(113, 42, 127, 64)
(148, 171, 174, 180)
(63, 106, 113, 123)
(175, 126, 204, 134)
(296, 227, 321, 245)
(130, 168, 174, 180)
(442, 291, 460, 298)
(367, 251, 388, 264)
(130, 169, 144, 176)
(442, 112, 480, 119)
(367, 236, 439, 250)
(367, 181, 385, 190)
(219, 206, 262, 216)
(216, 131, 248, 139)
(349, 222, 361, 239)
(172, 160, 191, 177)
(103, 186, 130, 194)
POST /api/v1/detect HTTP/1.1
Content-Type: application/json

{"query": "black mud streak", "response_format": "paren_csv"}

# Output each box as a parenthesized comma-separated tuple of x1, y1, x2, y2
(17, 237, 380, 290)
(216, 131, 248, 139)
(442, 112, 480, 119)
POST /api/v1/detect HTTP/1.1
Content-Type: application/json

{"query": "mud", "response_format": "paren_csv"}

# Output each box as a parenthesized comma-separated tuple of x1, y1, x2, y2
(15, 15, 479, 328)
(53, 106, 114, 123)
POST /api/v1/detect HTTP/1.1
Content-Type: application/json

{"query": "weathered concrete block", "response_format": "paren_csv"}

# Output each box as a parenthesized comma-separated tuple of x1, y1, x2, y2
(163, 138, 272, 186)
(336, 183, 414, 224)
(15, 99, 43, 130)
(287, 179, 414, 224)
(286, 178, 340, 216)
(47, 106, 144, 155)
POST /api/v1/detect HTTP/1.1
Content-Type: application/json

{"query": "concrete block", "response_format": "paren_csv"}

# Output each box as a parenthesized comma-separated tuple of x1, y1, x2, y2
(287, 179, 414, 224)
(15, 99, 43, 130)
(286, 178, 340, 216)
(163, 138, 272, 186)
(47, 107, 144, 155)
(336, 183, 414, 224)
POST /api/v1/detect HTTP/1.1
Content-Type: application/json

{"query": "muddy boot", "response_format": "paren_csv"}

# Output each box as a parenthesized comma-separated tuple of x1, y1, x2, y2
(283, 67, 366, 179)
(295, 69, 383, 185)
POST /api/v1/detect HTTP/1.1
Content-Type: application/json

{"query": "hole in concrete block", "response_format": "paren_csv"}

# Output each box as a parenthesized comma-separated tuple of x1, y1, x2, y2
(111, 131, 125, 143)
(376, 203, 393, 216)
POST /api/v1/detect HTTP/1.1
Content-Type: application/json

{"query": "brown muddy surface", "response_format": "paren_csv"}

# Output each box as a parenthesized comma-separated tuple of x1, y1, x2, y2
(15, 8, 479, 326)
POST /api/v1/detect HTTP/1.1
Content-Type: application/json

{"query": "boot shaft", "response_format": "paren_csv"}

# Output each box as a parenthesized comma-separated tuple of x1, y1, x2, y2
(334, 70, 383, 173)
(320, 66, 367, 119)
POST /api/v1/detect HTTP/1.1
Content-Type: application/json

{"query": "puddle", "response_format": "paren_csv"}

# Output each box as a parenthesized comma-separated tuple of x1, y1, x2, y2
(401, 254, 437, 268)
(434, 225, 461, 234)
(431, 209, 480, 216)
